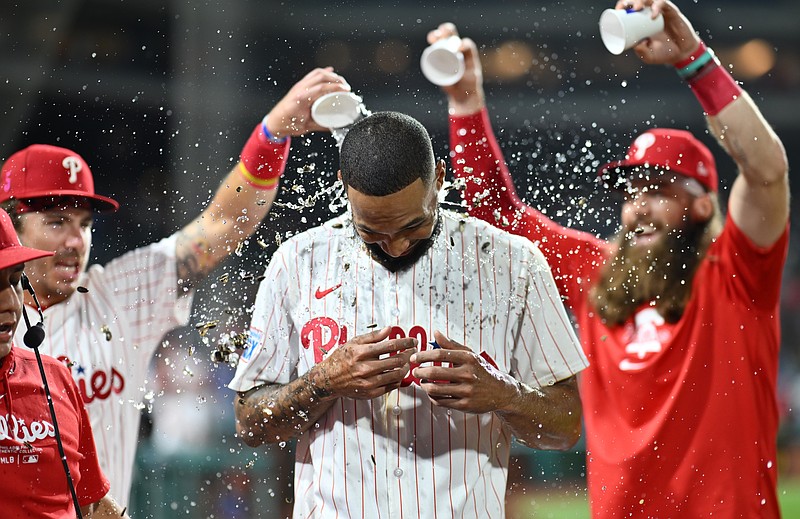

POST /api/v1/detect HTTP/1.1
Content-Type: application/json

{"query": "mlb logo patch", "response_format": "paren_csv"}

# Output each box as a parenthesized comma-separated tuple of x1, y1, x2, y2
(22, 454, 39, 464)
(242, 327, 264, 362)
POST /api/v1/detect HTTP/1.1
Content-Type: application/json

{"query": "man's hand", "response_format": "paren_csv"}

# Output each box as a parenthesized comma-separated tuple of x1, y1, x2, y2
(81, 493, 130, 518)
(414, 332, 582, 449)
(235, 327, 416, 446)
(410, 330, 518, 414)
(266, 67, 352, 139)
(427, 23, 485, 116)
(174, 67, 352, 289)
(620, 0, 700, 64)
(310, 326, 417, 400)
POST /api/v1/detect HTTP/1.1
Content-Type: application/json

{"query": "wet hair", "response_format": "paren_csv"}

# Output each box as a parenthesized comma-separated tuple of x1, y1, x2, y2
(339, 111, 436, 196)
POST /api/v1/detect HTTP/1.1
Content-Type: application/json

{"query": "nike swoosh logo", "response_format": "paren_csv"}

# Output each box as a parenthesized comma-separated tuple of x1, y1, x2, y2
(315, 283, 342, 299)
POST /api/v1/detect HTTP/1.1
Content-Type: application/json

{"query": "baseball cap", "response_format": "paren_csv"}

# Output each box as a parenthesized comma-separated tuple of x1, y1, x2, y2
(0, 208, 53, 270)
(598, 129, 718, 193)
(0, 144, 119, 212)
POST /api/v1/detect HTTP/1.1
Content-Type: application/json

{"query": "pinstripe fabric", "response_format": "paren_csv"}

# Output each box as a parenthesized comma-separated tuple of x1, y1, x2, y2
(14, 235, 192, 502)
(230, 210, 587, 518)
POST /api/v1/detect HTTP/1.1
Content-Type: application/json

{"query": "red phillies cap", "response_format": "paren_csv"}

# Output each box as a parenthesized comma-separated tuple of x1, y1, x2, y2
(598, 129, 718, 193)
(0, 208, 53, 270)
(0, 144, 119, 212)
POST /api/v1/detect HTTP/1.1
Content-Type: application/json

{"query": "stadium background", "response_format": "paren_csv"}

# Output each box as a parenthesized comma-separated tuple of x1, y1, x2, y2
(3, 1, 800, 516)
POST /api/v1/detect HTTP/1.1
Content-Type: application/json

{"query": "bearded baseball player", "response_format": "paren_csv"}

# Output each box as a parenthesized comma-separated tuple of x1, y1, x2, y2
(231, 111, 588, 518)
(0, 67, 352, 503)
(433, 0, 789, 516)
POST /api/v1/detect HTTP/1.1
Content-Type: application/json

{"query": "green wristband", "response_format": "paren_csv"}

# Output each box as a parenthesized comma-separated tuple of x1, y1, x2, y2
(676, 49, 715, 79)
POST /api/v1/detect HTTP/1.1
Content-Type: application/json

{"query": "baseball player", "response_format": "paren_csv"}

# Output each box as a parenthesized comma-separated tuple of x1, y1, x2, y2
(0, 67, 352, 503)
(0, 208, 130, 518)
(432, 0, 789, 517)
(231, 111, 588, 518)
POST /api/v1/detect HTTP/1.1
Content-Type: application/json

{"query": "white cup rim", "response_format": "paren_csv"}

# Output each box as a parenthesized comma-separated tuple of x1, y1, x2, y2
(599, 7, 663, 55)
(420, 48, 465, 86)
(311, 92, 364, 129)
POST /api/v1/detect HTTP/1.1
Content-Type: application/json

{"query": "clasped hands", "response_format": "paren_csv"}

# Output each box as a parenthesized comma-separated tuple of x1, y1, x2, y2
(310, 327, 519, 414)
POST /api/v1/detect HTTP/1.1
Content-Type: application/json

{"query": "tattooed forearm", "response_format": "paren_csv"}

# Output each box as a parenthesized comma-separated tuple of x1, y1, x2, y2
(175, 229, 213, 290)
(235, 372, 337, 446)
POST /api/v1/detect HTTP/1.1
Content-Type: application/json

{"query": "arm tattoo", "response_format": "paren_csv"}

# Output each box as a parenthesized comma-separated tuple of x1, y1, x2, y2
(308, 365, 333, 399)
(239, 372, 334, 441)
(175, 230, 210, 290)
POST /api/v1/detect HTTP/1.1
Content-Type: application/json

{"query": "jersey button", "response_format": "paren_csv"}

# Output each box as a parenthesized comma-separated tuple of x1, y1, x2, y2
(391, 405, 402, 416)
(393, 467, 403, 478)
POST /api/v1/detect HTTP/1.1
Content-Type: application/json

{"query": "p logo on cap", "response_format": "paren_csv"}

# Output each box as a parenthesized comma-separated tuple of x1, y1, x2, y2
(61, 156, 82, 184)
(0, 144, 119, 212)
(598, 128, 718, 193)
(631, 133, 657, 161)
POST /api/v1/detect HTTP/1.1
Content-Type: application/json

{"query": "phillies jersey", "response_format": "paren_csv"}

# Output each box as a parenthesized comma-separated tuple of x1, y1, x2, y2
(230, 209, 588, 519)
(449, 108, 788, 518)
(14, 235, 192, 502)
(1, 346, 110, 517)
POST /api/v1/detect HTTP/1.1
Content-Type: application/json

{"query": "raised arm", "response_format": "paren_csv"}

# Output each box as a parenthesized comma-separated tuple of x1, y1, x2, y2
(175, 68, 352, 289)
(429, 23, 606, 305)
(713, 94, 788, 246)
(630, 0, 789, 246)
(428, 23, 520, 224)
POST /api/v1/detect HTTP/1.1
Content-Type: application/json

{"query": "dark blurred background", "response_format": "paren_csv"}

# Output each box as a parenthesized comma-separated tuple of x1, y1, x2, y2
(3, 1, 800, 517)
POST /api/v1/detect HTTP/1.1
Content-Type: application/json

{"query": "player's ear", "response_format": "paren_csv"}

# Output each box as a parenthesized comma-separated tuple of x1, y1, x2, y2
(337, 170, 343, 182)
(434, 160, 446, 190)
(690, 193, 713, 222)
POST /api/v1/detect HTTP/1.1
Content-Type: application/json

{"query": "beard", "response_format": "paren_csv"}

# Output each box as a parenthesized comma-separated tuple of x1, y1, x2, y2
(590, 220, 712, 326)
(361, 214, 442, 273)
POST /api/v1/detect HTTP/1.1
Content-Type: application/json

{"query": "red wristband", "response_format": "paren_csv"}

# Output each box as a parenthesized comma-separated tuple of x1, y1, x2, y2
(238, 123, 290, 190)
(674, 41, 707, 69)
(687, 62, 743, 116)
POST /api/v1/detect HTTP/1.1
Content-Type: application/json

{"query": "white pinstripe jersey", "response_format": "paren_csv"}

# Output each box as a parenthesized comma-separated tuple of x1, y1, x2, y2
(14, 235, 192, 502)
(230, 209, 588, 519)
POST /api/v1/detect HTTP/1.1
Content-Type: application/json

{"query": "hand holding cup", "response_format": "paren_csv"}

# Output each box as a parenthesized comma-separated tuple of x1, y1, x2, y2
(420, 35, 466, 86)
(310, 91, 371, 147)
(599, 7, 664, 55)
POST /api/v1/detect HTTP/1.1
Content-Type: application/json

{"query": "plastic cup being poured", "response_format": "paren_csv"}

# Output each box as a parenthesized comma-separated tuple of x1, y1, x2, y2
(420, 35, 465, 86)
(311, 92, 370, 148)
(599, 7, 664, 55)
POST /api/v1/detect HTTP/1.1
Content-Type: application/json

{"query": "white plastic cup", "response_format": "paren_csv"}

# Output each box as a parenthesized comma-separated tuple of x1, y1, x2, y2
(311, 92, 367, 129)
(420, 35, 465, 86)
(599, 7, 664, 55)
